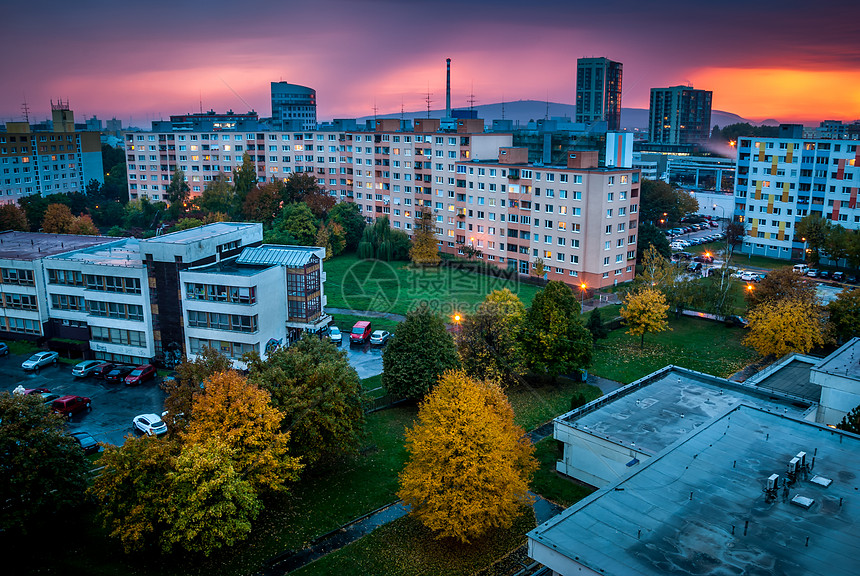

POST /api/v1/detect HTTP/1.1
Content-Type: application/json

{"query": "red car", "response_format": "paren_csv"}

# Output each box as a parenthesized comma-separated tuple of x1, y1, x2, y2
(51, 395, 91, 419)
(91, 362, 116, 379)
(125, 364, 156, 386)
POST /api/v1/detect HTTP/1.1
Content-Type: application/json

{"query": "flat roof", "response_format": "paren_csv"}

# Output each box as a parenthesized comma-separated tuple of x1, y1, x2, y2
(813, 337, 860, 381)
(235, 244, 319, 267)
(751, 357, 821, 402)
(185, 257, 270, 277)
(559, 367, 812, 455)
(0, 231, 114, 261)
(530, 405, 860, 576)
(47, 238, 143, 268)
(139, 222, 257, 245)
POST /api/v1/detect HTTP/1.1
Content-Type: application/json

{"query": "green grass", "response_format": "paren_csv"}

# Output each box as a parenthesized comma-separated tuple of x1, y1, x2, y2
(590, 316, 758, 384)
(507, 378, 602, 430)
(292, 510, 536, 576)
(330, 312, 401, 333)
(361, 374, 384, 395)
(325, 253, 542, 316)
(693, 243, 796, 270)
(531, 437, 595, 507)
(6, 340, 40, 356)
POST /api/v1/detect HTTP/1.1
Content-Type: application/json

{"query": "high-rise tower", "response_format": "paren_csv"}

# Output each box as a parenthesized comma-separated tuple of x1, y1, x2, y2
(575, 58, 623, 131)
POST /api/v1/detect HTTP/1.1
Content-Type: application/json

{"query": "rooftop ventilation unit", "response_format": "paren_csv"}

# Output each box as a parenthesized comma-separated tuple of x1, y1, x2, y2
(767, 474, 779, 491)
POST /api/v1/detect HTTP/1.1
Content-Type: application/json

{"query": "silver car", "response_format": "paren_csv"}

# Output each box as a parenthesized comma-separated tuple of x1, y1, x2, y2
(72, 359, 104, 378)
(22, 351, 59, 371)
(133, 414, 168, 436)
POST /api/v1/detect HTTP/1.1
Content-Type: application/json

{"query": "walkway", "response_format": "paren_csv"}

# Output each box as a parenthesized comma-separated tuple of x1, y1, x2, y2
(326, 307, 406, 322)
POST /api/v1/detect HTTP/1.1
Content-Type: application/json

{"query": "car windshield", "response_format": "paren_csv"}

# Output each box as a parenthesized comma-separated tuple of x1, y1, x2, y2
(330, 327, 340, 334)
(352, 326, 365, 334)
(130, 370, 142, 376)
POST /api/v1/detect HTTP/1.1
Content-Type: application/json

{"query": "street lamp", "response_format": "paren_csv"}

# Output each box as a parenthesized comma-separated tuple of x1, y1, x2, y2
(579, 283, 587, 304)
(453, 313, 462, 334)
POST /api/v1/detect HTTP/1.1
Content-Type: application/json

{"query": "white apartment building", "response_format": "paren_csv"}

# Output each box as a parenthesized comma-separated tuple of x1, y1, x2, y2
(734, 136, 860, 259)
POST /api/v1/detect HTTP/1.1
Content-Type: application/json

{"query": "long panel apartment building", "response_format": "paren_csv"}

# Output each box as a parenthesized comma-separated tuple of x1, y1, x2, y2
(733, 132, 860, 259)
(0, 224, 328, 368)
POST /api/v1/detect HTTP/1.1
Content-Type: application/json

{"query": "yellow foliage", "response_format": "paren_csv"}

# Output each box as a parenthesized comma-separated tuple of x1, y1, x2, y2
(182, 371, 302, 494)
(409, 209, 440, 265)
(744, 298, 832, 357)
(397, 370, 537, 543)
(620, 286, 670, 346)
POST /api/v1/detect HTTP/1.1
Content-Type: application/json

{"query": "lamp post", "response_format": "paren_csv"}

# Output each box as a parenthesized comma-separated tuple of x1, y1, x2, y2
(579, 283, 587, 305)
(453, 313, 461, 335)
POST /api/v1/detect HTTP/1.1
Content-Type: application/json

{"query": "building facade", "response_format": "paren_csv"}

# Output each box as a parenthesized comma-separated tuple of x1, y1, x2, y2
(271, 82, 317, 131)
(0, 102, 104, 204)
(575, 57, 623, 131)
(648, 86, 712, 146)
(733, 135, 860, 259)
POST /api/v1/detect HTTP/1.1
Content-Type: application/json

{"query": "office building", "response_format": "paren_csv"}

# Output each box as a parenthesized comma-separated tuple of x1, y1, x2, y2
(648, 86, 712, 146)
(0, 101, 104, 204)
(575, 58, 623, 131)
(733, 134, 860, 259)
(271, 82, 317, 131)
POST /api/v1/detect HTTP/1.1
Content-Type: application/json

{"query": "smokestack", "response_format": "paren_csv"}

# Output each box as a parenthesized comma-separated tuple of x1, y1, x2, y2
(446, 58, 451, 118)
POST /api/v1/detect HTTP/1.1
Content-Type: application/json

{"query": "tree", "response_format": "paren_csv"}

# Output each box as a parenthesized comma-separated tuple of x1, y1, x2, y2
(0, 393, 89, 533)
(383, 306, 460, 399)
(123, 197, 164, 231)
(314, 221, 346, 259)
(182, 371, 302, 494)
(620, 286, 670, 348)
(271, 202, 319, 246)
(837, 404, 860, 434)
(745, 267, 817, 309)
(745, 298, 831, 357)
(160, 439, 261, 556)
(41, 203, 76, 233)
(398, 370, 537, 544)
(102, 162, 129, 203)
(824, 225, 849, 269)
(162, 346, 233, 431)
(90, 435, 177, 552)
(456, 289, 527, 388)
(724, 220, 745, 261)
(247, 334, 365, 468)
(390, 229, 412, 260)
(165, 169, 190, 219)
(197, 174, 237, 217)
(532, 257, 546, 278)
(410, 208, 439, 265)
(586, 307, 609, 341)
(68, 214, 99, 235)
(232, 154, 258, 206)
(170, 217, 204, 232)
(521, 281, 593, 379)
(0, 204, 29, 231)
(640, 179, 699, 225)
(636, 244, 680, 289)
(827, 288, 860, 343)
(795, 213, 831, 265)
(242, 182, 284, 225)
(18, 194, 49, 231)
(283, 172, 322, 204)
(636, 222, 671, 260)
(304, 189, 336, 219)
(328, 201, 366, 251)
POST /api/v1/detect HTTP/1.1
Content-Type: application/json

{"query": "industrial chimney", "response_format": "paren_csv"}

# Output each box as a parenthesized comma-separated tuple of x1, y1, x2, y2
(446, 58, 451, 118)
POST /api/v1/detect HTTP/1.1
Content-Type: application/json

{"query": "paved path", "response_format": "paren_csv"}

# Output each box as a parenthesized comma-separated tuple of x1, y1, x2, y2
(327, 307, 406, 322)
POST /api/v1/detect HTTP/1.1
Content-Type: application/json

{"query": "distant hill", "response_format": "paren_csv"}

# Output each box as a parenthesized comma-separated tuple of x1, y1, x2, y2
(357, 99, 754, 130)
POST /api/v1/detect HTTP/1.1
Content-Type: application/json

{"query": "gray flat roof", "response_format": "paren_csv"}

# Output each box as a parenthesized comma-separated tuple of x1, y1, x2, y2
(139, 222, 257, 245)
(235, 244, 319, 267)
(0, 231, 114, 261)
(185, 257, 270, 277)
(560, 367, 812, 455)
(531, 405, 860, 576)
(813, 337, 860, 381)
(47, 238, 143, 268)
(752, 357, 821, 402)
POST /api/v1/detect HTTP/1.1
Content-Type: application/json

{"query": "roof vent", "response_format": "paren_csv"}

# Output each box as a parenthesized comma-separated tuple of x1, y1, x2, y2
(790, 495, 814, 509)
(810, 475, 832, 488)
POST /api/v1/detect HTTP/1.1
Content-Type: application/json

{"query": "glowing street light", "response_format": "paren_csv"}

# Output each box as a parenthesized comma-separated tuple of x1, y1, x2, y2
(579, 283, 587, 304)
(453, 313, 462, 334)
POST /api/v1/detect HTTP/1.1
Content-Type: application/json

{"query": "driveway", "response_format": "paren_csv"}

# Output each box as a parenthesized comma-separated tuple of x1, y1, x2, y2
(337, 340, 385, 379)
(1, 352, 166, 447)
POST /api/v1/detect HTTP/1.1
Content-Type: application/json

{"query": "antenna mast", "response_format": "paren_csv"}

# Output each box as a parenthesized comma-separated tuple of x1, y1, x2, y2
(21, 100, 30, 124)
(425, 84, 433, 119)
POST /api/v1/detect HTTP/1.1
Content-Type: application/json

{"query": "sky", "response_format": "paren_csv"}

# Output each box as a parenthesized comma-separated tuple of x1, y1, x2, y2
(1, 0, 859, 128)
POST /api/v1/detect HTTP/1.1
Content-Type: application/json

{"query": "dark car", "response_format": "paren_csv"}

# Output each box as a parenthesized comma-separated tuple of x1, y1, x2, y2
(819, 270, 830, 279)
(69, 431, 100, 455)
(725, 315, 749, 328)
(847, 275, 857, 284)
(105, 366, 134, 383)
(0, 342, 8, 356)
(52, 395, 91, 418)
(91, 362, 116, 379)
(832, 271, 844, 282)
(125, 364, 156, 386)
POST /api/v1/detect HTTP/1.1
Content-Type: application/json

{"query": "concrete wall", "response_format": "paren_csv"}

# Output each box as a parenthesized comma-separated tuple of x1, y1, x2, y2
(555, 421, 651, 488)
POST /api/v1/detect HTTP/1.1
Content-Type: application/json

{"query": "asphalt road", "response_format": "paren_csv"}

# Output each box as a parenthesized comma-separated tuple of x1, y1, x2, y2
(1, 352, 166, 447)
(338, 340, 385, 379)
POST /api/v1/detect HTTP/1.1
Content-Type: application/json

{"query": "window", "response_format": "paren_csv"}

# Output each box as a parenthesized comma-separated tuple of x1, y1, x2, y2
(85, 275, 141, 294)
(187, 310, 258, 333)
(47, 269, 84, 286)
(50, 294, 85, 311)
(90, 326, 146, 347)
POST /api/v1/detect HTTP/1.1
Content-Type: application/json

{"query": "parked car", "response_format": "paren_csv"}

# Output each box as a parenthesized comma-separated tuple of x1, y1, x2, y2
(69, 431, 100, 455)
(328, 326, 343, 345)
(819, 270, 830, 279)
(725, 315, 749, 328)
(51, 395, 91, 419)
(847, 275, 857, 284)
(19, 387, 51, 395)
(124, 364, 156, 386)
(806, 269, 819, 278)
(133, 414, 168, 436)
(105, 366, 134, 383)
(739, 271, 760, 282)
(91, 362, 116, 379)
(370, 330, 391, 345)
(793, 264, 809, 275)
(0, 342, 8, 356)
(709, 220, 720, 227)
(161, 371, 179, 385)
(832, 271, 845, 282)
(72, 359, 105, 378)
(687, 262, 703, 273)
(693, 255, 714, 264)
(40, 392, 60, 404)
(21, 351, 59, 371)
(350, 321, 373, 345)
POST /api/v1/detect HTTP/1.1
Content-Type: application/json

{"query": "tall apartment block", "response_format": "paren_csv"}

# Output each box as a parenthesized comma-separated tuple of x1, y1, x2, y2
(575, 58, 623, 131)
(0, 223, 329, 369)
(271, 82, 317, 131)
(734, 135, 860, 260)
(648, 86, 712, 146)
(0, 102, 104, 204)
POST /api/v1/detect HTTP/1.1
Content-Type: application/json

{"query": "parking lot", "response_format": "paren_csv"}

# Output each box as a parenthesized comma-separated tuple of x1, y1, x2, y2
(339, 340, 385, 379)
(2, 352, 166, 447)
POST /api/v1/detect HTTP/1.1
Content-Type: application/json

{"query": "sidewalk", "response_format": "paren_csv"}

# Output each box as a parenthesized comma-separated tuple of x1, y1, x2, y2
(326, 307, 407, 322)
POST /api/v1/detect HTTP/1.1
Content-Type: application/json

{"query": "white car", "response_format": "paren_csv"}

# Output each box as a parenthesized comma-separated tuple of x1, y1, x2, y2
(21, 351, 59, 371)
(369, 330, 391, 345)
(328, 326, 342, 344)
(739, 271, 760, 282)
(72, 359, 104, 378)
(133, 413, 168, 436)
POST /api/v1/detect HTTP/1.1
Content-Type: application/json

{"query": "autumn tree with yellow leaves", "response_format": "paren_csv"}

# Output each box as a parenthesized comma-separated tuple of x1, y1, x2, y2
(620, 286, 670, 348)
(398, 370, 537, 544)
(409, 207, 440, 265)
(744, 298, 832, 357)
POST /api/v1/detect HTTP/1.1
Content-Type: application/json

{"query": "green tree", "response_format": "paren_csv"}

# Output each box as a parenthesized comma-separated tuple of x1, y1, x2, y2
(828, 288, 860, 343)
(745, 267, 817, 309)
(725, 220, 746, 260)
(640, 179, 699, 225)
(247, 334, 365, 468)
(824, 225, 849, 269)
(390, 229, 412, 260)
(795, 213, 832, 265)
(586, 307, 609, 341)
(170, 217, 205, 232)
(232, 154, 258, 207)
(197, 174, 237, 217)
(837, 405, 860, 434)
(521, 281, 593, 379)
(165, 169, 190, 219)
(242, 182, 284, 225)
(409, 208, 439, 265)
(18, 194, 49, 231)
(745, 298, 831, 357)
(383, 306, 460, 399)
(282, 172, 321, 204)
(271, 202, 319, 246)
(620, 286, 670, 348)
(636, 222, 671, 260)
(102, 162, 129, 202)
(398, 370, 537, 544)
(328, 201, 367, 251)
(457, 289, 527, 387)
(162, 346, 233, 431)
(0, 203, 29, 231)
(0, 393, 89, 533)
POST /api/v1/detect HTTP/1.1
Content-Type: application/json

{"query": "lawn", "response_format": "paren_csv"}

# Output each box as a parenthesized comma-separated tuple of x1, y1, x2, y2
(507, 378, 602, 430)
(590, 315, 758, 384)
(530, 437, 595, 508)
(694, 243, 796, 271)
(325, 254, 542, 316)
